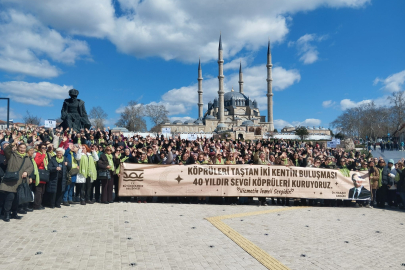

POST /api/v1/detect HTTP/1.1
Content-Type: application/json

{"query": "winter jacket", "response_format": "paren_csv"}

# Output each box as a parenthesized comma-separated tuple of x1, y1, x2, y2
(381, 165, 396, 186)
(46, 156, 71, 193)
(97, 153, 119, 174)
(369, 167, 380, 189)
(0, 144, 34, 193)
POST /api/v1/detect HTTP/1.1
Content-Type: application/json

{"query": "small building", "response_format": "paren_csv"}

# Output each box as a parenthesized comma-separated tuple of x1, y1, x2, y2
(281, 126, 332, 136)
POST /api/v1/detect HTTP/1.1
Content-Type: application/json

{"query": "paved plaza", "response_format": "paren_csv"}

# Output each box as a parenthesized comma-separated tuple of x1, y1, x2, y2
(0, 201, 404, 270)
(371, 148, 405, 163)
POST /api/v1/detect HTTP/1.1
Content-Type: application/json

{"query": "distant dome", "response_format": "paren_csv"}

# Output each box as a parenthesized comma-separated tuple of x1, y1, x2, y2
(205, 115, 216, 119)
(217, 123, 227, 128)
(234, 117, 242, 120)
(241, 120, 254, 126)
(194, 119, 203, 124)
(172, 120, 183, 124)
(184, 119, 195, 124)
(224, 91, 248, 102)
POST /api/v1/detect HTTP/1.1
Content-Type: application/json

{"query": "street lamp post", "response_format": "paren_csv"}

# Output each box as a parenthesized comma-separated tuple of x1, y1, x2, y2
(0, 98, 10, 129)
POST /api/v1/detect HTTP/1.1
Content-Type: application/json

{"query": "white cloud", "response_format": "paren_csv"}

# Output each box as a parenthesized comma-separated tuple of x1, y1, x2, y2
(274, 119, 292, 130)
(294, 118, 322, 127)
(169, 116, 194, 123)
(223, 56, 253, 70)
(115, 103, 143, 114)
(274, 118, 321, 129)
(1, 0, 369, 65)
(340, 98, 372, 110)
(290, 33, 327, 64)
(322, 100, 335, 108)
(0, 81, 72, 106)
(374, 70, 405, 92)
(0, 107, 22, 121)
(0, 9, 90, 78)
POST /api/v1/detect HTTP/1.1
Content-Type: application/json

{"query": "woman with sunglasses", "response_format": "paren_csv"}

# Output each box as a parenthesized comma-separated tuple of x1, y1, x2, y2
(32, 143, 49, 210)
(97, 146, 119, 204)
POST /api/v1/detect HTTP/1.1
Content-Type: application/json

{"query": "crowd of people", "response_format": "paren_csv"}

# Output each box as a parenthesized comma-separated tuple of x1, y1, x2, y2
(0, 124, 404, 222)
(367, 140, 404, 152)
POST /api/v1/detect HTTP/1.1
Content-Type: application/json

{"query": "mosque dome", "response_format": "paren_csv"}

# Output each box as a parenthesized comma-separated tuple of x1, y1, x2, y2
(241, 120, 254, 126)
(184, 119, 195, 124)
(172, 120, 183, 124)
(224, 91, 248, 102)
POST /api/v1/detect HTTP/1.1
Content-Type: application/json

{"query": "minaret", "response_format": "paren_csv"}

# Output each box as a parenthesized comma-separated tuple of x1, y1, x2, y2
(197, 58, 203, 119)
(266, 40, 274, 131)
(238, 62, 244, 94)
(217, 34, 225, 124)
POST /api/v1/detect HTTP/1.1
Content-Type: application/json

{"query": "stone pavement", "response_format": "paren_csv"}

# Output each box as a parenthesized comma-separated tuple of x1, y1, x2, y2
(0, 202, 404, 270)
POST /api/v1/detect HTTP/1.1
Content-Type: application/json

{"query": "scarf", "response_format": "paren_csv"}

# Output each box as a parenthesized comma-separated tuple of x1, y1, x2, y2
(79, 154, 89, 177)
(72, 155, 78, 169)
(56, 156, 64, 163)
(339, 166, 350, 177)
(105, 153, 115, 171)
(17, 152, 26, 158)
(283, 158, 289, 165)
(88, 155, 97, 181)
(42, 152, 49, 170)
(216, 158, 224, 165)
(115, 156, 129, 174)
(31, 158, 40, 186)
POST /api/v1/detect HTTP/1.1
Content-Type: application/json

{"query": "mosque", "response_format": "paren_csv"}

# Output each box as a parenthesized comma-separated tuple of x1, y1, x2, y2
(161, 35, 274, 140)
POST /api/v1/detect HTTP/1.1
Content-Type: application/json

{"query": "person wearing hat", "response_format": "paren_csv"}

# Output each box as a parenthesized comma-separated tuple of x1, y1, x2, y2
(378, 159, 396, 208)
(59, 89, 91, 131)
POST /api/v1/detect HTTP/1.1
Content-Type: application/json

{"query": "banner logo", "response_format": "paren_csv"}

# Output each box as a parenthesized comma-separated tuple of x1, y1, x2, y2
(123, 170, 144, 181)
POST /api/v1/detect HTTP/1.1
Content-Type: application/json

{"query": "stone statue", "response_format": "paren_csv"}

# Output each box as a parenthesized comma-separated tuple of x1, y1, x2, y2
(59, 89, 91, 131)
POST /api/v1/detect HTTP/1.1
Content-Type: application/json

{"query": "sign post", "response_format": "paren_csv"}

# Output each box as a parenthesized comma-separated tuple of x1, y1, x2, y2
(44, 119, 56, 128)
(161, 127, 171, 138)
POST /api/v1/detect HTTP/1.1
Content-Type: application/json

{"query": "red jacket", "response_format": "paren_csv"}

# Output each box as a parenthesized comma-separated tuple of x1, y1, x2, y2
(34, 152, 47, 184)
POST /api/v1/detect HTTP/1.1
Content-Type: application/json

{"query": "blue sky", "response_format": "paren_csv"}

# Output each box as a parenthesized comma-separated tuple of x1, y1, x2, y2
(0, 0, 404, 130)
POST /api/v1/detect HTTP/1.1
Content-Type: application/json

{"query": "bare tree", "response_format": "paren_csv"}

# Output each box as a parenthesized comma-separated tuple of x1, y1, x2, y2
(145, 104, 169, 132)
(330, 92, 405, 140)
(388, 91, 405, 133)
(23, 111, 41, 125)
(89, 106, 108, 129)
(149, 125, 162, 133)
(115, 101, 147, 132)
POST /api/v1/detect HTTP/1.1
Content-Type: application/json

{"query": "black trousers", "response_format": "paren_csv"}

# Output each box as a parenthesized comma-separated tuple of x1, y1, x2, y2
(49, 177, 63, 207)
(113, 174, 119, 201)
(101, 171, 114, 203)
(92, 179, 101, 201)
(377, 185, 388, 208)
(78, 178, 92, 202)
(2, 192, 19, 213)
(34, 183, 45, 209)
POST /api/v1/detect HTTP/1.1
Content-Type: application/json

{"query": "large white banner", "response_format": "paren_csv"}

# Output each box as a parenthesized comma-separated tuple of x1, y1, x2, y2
(119, 164, 370, 200)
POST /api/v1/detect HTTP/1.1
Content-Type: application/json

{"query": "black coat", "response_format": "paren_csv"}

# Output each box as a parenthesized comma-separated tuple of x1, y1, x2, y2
(46, 156, 71, 193)
(98, 153, 119, 174)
